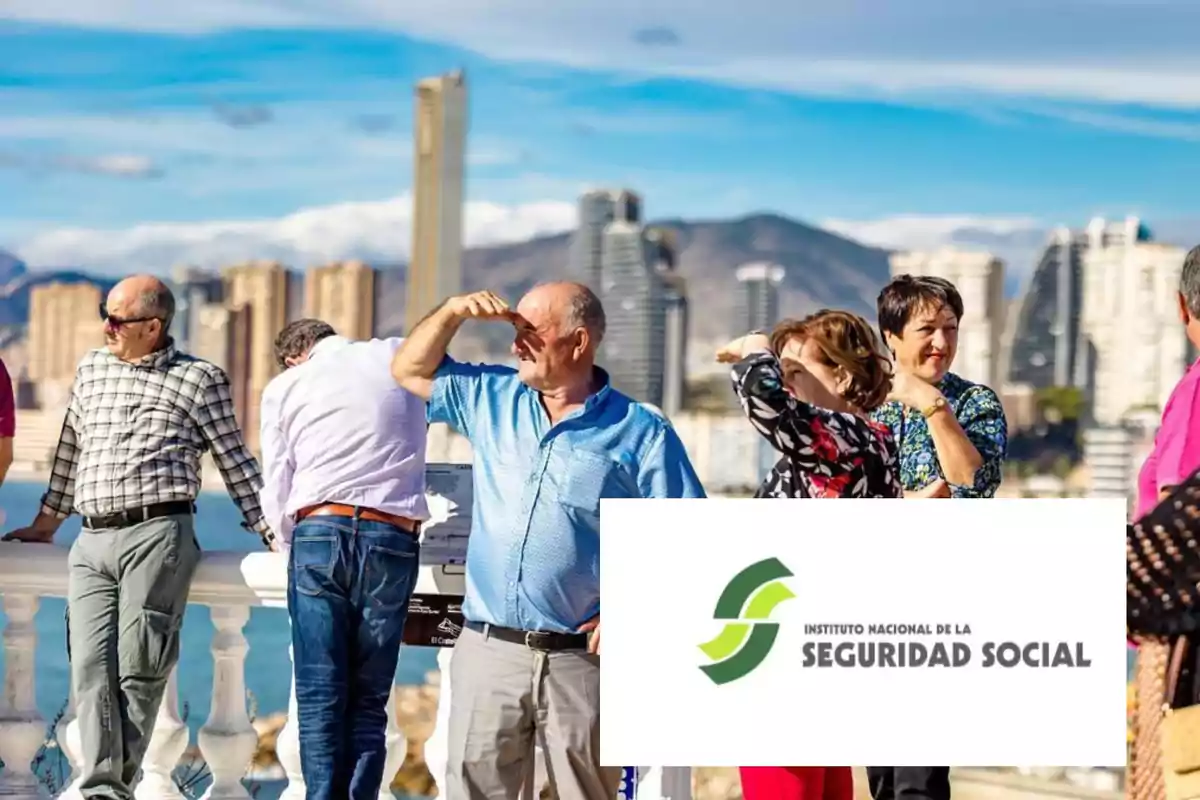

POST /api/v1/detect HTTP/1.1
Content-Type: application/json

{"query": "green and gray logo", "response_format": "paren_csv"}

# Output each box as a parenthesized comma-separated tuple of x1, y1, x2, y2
(698, 557, 795, 685)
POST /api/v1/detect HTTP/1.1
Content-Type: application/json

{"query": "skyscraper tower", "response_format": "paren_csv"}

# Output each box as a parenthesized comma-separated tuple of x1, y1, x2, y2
(305, 261, 376, 340)
(170, 265, 224, 354)
(406, 70, 468, 329)
(223, 260, 290, 453)
(598, 220, 666, 406)
(28, 281, 104, 407)
(1004, 224, 1106, 391)
(569, 189, 641, 291)
(647, 227, 687, 417)
(734, 262, 786, 333)
(734, 263, 786, 478)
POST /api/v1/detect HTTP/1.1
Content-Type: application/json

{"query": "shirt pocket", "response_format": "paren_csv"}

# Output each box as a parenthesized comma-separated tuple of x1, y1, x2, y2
(558, 449, 621, 512)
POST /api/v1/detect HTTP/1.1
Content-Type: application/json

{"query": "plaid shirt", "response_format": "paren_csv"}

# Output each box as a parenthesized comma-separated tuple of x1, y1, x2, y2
(40, 339, 269, 534)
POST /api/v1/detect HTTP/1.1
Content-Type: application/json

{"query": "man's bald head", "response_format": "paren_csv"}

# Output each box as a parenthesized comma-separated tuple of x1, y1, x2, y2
(525, 281, 606, 345)
(110, 275, 176, 330)
(104, 274, 175, 361)
(511, 281, 606, 392)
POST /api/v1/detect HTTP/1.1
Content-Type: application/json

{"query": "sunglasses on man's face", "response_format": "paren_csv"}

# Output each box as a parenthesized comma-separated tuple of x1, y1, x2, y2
(99, 302, 159, 328)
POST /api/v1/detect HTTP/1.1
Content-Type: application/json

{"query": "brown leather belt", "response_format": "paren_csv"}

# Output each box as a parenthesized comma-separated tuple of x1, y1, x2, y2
(295, 503, 420, 535)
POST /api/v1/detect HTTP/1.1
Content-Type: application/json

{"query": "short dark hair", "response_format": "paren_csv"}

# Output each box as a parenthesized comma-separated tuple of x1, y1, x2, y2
(274, 319, 336, 369)
(1182, 246, 1200, 318)
(876, 274, 964, 340)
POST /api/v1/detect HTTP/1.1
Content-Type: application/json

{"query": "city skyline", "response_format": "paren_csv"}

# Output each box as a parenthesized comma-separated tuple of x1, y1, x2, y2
(6, 2, 1200, 281)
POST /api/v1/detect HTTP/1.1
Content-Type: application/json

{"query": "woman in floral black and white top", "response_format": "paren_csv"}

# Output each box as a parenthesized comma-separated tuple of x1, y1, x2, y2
(717, 309, 902, 800)
(720, 309, 902, 502)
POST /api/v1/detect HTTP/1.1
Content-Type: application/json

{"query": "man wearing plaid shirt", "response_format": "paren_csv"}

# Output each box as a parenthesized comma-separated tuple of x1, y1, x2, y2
(5, 275, 274, 800)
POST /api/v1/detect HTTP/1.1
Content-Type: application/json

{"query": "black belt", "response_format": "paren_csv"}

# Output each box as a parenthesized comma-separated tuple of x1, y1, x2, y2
(465, 620, 589, 651)
(82, 500, 196, 530)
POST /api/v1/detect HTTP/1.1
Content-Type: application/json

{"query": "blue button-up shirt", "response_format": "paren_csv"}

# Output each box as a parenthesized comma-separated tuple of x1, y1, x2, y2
(427, 357, 707, 632)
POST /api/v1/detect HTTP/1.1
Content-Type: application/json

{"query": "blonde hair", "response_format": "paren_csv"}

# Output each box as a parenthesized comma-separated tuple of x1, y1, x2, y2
(770, 309, 894, 412)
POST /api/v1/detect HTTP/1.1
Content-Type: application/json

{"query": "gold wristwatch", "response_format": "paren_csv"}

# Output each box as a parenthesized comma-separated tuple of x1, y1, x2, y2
(920, 396, 947, 419)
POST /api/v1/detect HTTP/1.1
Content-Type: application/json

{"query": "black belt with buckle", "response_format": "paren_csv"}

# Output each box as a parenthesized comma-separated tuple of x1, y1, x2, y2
(82, 500, 196, 530)
(465, 620, 589, 651)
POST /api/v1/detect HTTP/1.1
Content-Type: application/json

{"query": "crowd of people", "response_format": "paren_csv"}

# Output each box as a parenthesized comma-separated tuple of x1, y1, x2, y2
(30, 252, 1196, 800)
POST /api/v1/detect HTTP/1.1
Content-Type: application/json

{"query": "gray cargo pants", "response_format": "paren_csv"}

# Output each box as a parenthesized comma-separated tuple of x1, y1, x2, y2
(443, 623, 620, 800)
(66, 513, 202, 800)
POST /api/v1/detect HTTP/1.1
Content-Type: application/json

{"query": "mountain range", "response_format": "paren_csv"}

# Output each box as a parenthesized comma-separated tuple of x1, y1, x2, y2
(1, 212, 897, 353)
(370, 213, 893, 351)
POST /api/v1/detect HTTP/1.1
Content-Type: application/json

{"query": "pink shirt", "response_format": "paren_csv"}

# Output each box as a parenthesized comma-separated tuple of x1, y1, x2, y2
(1136, 357, 1200, 519)
(0, 359, 13, 439)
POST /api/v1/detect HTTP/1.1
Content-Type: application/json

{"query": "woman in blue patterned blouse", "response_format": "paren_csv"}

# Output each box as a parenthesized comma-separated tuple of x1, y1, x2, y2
(868, 274, 1009, 501)
(865, 274, 1009, 800)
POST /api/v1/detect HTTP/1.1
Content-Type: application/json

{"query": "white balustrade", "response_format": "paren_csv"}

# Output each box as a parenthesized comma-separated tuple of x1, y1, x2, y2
(198, 605, 256, 800)
(274, 645, 303, 800)
(0, 593, 46, 799)
(422, 647, 453, 793)
(0, 543, 688, 800)
(135, 668, 187, 800)
(54, 684, 80, 800)
(378, 685, 406, 800)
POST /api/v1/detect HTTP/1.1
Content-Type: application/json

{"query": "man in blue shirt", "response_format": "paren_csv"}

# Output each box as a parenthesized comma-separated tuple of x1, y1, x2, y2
(392, 282, 706, 800)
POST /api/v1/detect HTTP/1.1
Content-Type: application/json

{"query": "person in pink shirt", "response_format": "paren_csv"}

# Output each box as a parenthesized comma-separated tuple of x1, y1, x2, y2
(0, 356, 14, 488)
(1129, 245, 1200, 800)
(1135, 363, 1200, 519)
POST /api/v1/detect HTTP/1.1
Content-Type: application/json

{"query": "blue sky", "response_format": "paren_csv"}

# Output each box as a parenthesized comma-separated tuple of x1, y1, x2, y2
(4, 1, 1200, 274)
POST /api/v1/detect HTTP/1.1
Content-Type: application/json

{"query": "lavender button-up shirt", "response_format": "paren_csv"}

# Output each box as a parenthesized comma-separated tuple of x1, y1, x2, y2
(259, 335, 430, 547)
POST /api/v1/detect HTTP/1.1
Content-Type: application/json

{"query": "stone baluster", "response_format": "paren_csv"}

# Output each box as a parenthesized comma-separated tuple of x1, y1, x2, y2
(54, 682, 81, 800)
(276, 645, 303, 800)
(377, 683, 406, 800)
(0, 594, 47, 799)
(134, 667, 188, 800)
(422, 647, 453, 795)
(196, 606, 257, 800)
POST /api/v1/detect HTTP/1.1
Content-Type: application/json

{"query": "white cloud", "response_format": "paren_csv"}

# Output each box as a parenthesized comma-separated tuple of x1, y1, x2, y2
(819, 214, 1052, 287)
(820, 215, 1044, 252)
(14, 193, 577, 274)
(59, 154, 161, 178)
(10, 1, 1200, 108)
(0, 150, 163, 179)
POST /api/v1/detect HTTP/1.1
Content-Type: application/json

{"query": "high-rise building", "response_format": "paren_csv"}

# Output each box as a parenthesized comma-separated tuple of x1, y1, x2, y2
(1077, 217, 1186, 424)
(305, 261, 376, 340)
(191, 303, 254, 431)
(597, 220, 666, 406)
(661, 272, 688, 418)
(406, 70, 467, 328)
(28, 281, 104, 407)
(569, 189, 641, 290)
(733, 264, 787, 480)
(170, 265, 224, 353)
(889, 248, 1006, 388)
(734, 262, 785, 333)
(646, 227, 686, 417)
(1004, 228, 1087, 391)
(191, 304, 234, 371)
(223, 261, 290, 453)
(1082, 424, 1138, 517)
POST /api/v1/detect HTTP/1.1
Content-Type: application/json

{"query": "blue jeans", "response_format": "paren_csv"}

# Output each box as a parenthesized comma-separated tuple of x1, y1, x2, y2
(287, 515, 420, 800)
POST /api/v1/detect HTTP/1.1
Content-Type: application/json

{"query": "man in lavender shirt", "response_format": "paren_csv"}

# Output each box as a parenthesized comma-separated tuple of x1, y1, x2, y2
(259, 319, 429, 800)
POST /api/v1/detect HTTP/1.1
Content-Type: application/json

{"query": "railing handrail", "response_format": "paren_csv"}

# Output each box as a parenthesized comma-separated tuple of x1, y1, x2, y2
(0, 541, 461, 609)
(0, 542, 290, 608)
